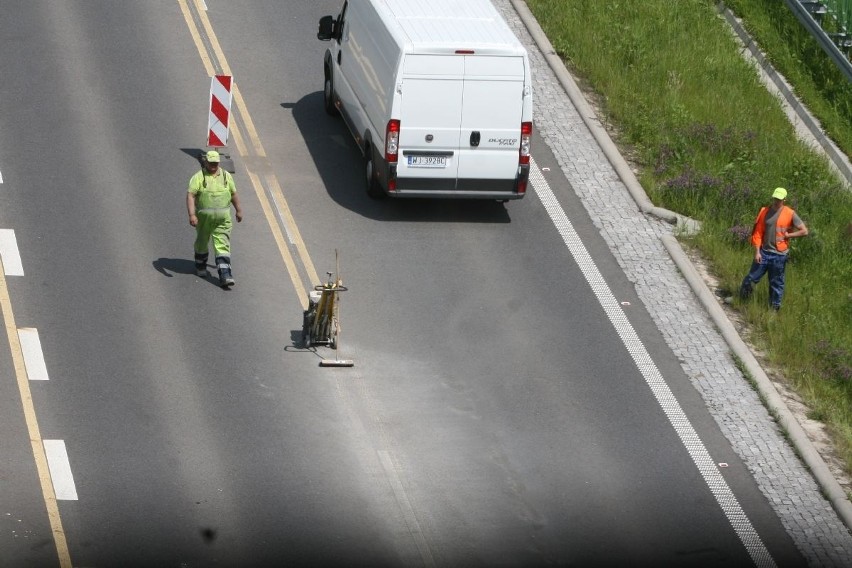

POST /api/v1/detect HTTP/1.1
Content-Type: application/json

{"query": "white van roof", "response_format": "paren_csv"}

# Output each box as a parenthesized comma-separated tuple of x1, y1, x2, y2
(373, 0, 526, 56)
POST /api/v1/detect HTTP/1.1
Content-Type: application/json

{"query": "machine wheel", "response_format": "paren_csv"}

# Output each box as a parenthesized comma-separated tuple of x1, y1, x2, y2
(302, 309, 314, 348)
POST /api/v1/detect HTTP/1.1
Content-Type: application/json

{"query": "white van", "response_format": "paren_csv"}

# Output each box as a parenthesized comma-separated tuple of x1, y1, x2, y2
(317, 0, 533, 200)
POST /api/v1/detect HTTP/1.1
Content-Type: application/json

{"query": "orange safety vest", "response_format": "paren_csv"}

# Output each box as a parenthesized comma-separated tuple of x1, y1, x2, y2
(750, 205, 794, 252)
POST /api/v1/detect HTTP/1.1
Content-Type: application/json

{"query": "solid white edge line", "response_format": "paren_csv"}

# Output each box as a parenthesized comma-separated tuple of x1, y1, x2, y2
(529, 157, 776, 568)
(18, 328, 49, 381)
(0, 229, 24, 276)
(43, 440, 78, 501)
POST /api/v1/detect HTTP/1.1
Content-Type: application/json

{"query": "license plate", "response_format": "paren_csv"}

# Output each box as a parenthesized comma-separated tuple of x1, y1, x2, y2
(407, 155, 447, 168)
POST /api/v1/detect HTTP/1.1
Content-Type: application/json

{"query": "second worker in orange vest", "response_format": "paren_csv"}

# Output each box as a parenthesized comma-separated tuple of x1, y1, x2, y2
(739, 187, 808, 311)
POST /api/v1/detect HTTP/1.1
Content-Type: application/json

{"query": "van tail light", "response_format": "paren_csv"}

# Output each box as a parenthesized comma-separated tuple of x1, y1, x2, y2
(519, 121, 532, 165)
(386, 119, 400, 162)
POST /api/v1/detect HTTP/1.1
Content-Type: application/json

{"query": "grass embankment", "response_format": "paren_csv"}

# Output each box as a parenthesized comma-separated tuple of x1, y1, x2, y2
(525, 0, 852, 473)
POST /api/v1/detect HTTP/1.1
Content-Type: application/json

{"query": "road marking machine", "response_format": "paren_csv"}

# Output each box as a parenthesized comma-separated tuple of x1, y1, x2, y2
(302, 252, 354, 367)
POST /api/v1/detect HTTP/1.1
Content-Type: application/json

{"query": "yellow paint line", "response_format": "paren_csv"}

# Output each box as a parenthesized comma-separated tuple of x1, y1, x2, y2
(179, 0, 319, 306)
(265, 174, 320, 285)
(244, 167, 308, 310)
(231, 104, 305, 303)
(0, 259, 72, 568)
(229, 111, 249, 157)
(191, 1, 267, 158)
(231, 83, 266, 158)
(177, 0, 215, 77)
(191, 0, 232, 76)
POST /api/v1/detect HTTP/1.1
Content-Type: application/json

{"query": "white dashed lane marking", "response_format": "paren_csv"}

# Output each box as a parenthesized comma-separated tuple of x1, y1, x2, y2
(18, 328, 49, 381)
(0, 229, 24, 276)
(43, 440, 78, 501)
(0, 233, 73, 564)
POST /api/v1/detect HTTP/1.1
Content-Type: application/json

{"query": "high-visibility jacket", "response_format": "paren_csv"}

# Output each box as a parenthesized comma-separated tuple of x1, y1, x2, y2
(751, 205, 794, 253)
(188, 169, 235, 211)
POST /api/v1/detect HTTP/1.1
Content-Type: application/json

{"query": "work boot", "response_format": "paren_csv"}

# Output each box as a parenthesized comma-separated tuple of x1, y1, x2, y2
(220, 270, 235, 287)
(216, 256, 235, 288)
(194, 252, 209, 277)
(739, 279, 753, 300)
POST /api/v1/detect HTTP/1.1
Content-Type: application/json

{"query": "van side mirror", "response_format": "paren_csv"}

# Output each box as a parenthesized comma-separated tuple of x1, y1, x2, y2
(317, 15, 335, 41)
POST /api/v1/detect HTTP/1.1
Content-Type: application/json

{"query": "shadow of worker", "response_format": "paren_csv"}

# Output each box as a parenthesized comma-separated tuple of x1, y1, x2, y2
(153, 258, 228, 289)
(153, 257, 197, 278)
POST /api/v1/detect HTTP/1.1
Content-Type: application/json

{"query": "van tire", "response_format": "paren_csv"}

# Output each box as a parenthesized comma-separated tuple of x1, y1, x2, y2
(365, 147, 385, 199)
(323, 70, 338, 116)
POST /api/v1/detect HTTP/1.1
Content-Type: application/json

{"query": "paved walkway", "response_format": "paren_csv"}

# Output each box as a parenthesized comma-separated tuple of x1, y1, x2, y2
(494, 1, 852, 565)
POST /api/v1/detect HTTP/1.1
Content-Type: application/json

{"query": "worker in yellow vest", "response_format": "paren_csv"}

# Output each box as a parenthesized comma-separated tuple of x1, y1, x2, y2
(739, 187, 808, 311)
(187, 150, 243, 287)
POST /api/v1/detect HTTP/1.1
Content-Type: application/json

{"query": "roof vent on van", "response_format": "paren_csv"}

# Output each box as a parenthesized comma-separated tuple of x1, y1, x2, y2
(455, 50, 475, 54)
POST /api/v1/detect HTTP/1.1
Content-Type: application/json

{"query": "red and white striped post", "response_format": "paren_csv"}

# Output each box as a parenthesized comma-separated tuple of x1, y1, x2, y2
(206, 75, 232, 148)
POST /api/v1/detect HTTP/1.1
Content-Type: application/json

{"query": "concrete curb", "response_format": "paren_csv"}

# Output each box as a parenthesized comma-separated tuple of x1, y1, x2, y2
(505, 1, 686, 226)
(508, 0, 852, 530)
(662, 234, 852, 529)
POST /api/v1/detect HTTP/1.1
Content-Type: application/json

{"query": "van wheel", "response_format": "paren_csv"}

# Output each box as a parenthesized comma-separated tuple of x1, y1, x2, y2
(323, 71, 338, 116)
(365, 149, 385, 199)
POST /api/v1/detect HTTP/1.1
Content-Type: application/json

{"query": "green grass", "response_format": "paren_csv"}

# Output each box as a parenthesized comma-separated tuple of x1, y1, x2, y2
(819, 1, 852, 55)
(525, 0, 852, 474)
(724, 0, 852, 157)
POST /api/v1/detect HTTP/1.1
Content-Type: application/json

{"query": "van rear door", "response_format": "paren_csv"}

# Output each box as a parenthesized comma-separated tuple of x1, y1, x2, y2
(397, 55, 463, 184)
(457, 56, 525, 187)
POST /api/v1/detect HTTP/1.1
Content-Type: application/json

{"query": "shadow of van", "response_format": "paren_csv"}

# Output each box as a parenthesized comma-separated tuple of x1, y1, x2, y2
(284, 92, 511, 224)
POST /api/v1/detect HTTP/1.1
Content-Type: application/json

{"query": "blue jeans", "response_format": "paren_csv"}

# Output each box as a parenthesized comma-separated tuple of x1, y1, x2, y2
(740, 250, 787, 309)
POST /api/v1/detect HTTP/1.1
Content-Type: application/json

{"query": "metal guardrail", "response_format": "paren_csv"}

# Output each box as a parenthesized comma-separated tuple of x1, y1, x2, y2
(823, 0, 852, 44)
(787, 0, 852, 82)
(720, 4, 852, 184)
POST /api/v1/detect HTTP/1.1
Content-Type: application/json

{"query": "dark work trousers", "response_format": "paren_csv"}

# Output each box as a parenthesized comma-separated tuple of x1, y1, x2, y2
(740, 249, 788, 309)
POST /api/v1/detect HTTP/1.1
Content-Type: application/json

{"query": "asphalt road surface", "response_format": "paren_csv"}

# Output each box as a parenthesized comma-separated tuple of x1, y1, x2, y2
(0, 1, 807, 566)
